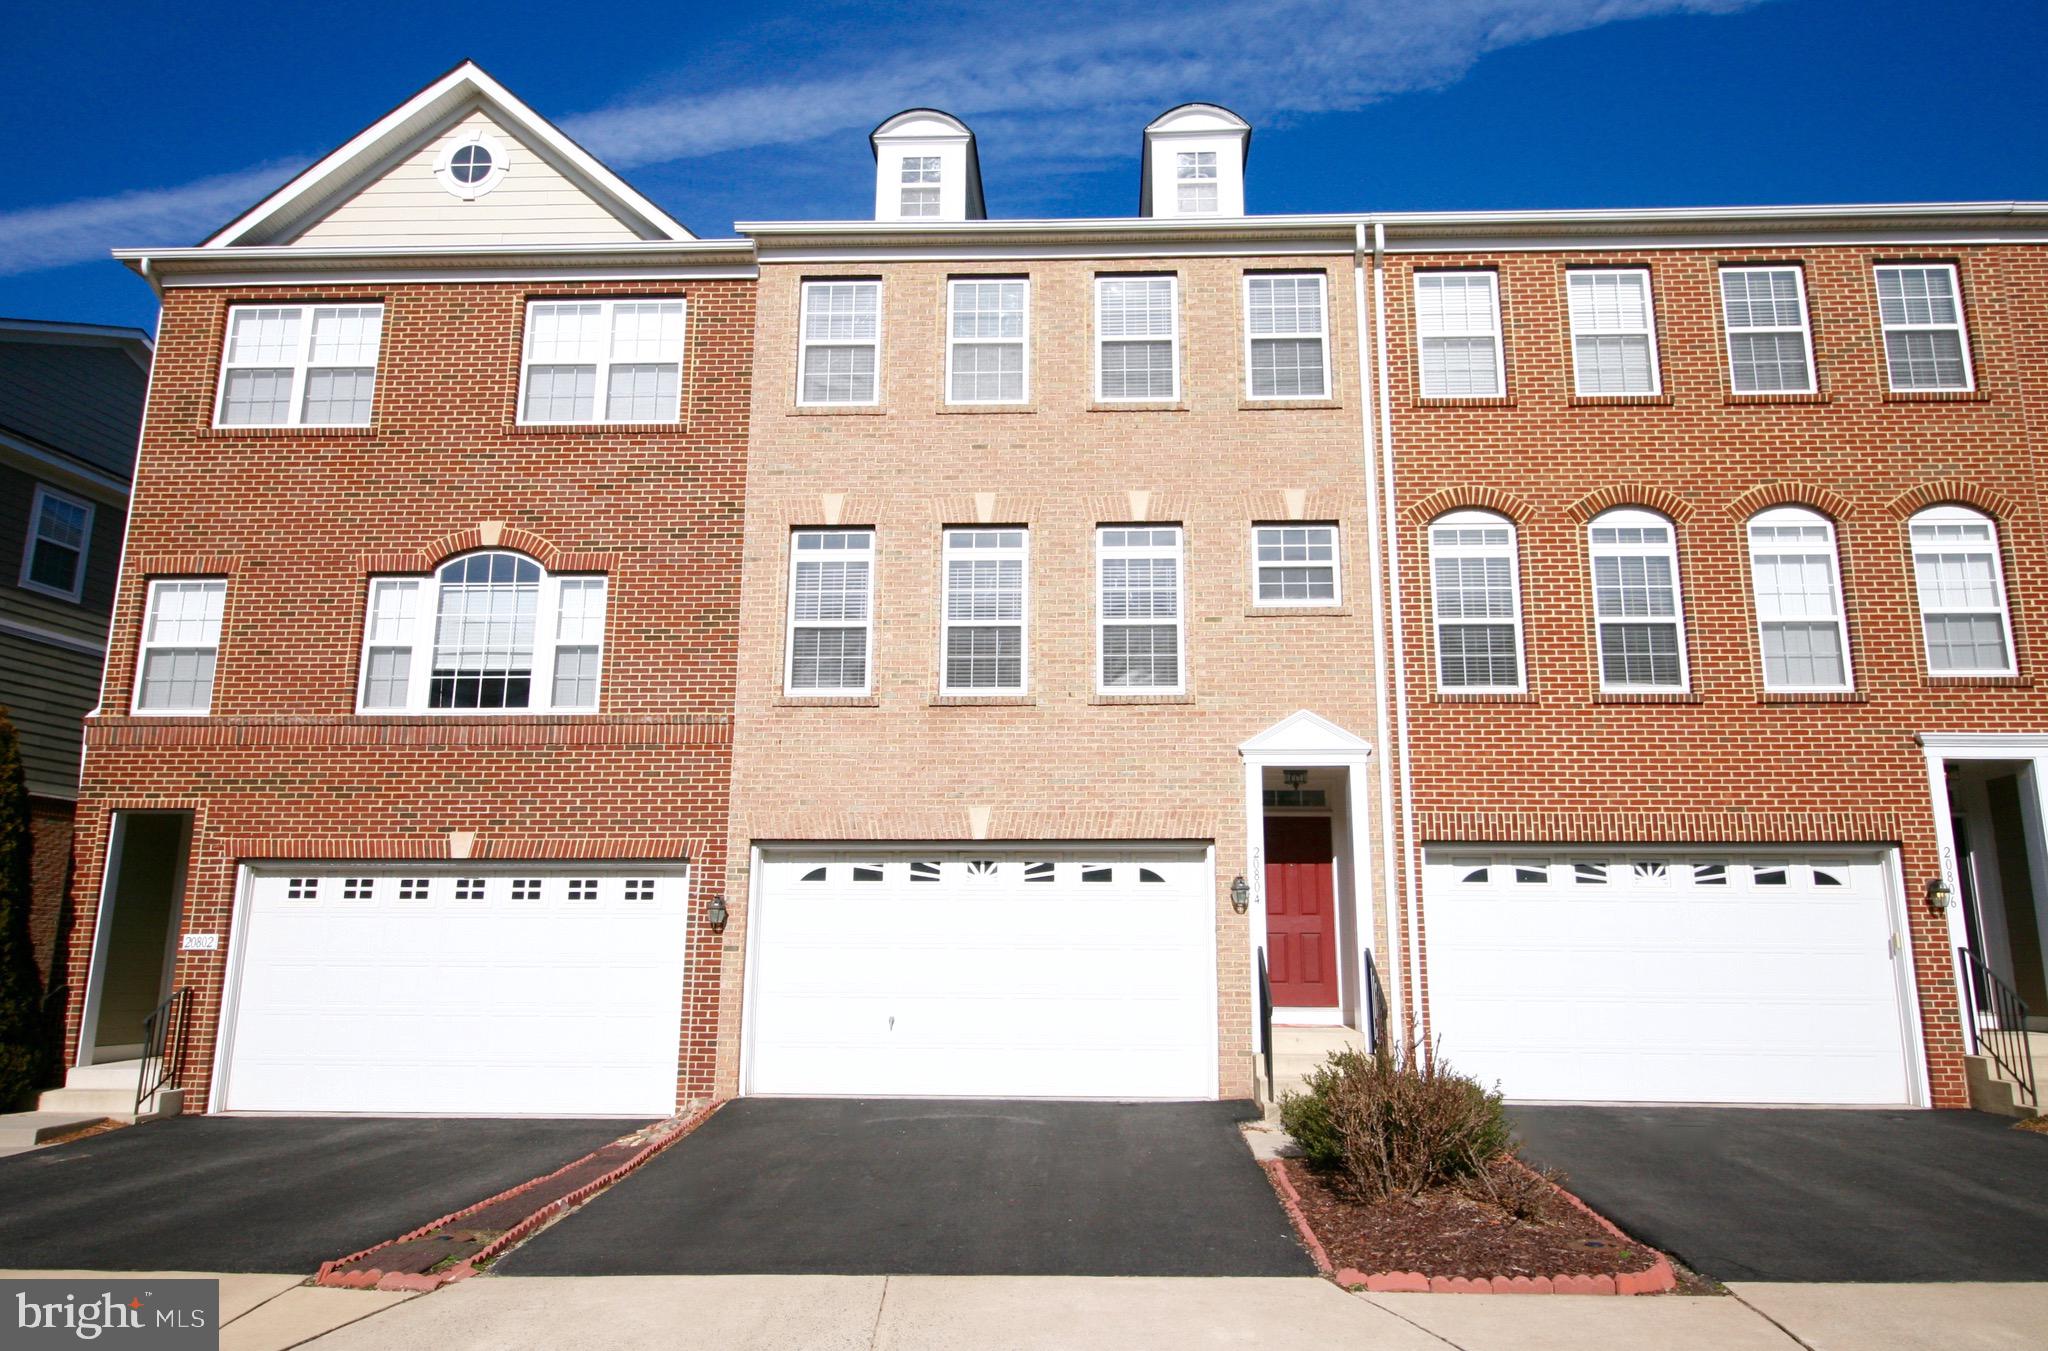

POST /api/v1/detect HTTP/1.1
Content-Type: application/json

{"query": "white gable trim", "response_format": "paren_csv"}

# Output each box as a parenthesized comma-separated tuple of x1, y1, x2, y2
(1238, 709, 1374, 759)
(205, 61, 691, 247)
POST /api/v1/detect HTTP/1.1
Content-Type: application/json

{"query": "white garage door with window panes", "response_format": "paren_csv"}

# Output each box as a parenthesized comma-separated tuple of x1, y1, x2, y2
(747, 851, 1214, 1098)
(218, 867, 689, 1114)
(1423, 849, 1914, 1105)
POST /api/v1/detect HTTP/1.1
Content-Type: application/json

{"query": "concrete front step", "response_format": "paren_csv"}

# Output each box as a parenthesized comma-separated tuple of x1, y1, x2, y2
(1257, 1025, 1370, 1111)
(1963, 1055, 2041, 1120)
(0, 1111, 114, 1149)
(61, 1059, 148, 1091)
(35, 1085, 183, 1124)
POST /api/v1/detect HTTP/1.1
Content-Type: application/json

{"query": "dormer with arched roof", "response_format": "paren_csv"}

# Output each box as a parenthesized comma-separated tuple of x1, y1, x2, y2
(871, 109, 986, 223)
(1140, 103, 1250, 219)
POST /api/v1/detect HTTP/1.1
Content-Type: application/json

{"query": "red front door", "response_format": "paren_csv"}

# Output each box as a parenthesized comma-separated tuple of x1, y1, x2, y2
(1264, 815, 1338, 1007)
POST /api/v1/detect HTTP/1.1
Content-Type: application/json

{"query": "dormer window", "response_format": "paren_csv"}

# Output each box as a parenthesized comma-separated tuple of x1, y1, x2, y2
(900, 157, 941, 218)
(1176, 152, 1218, 214)
(870, 111, 984, 223)
(1141, 104, 1249, 219)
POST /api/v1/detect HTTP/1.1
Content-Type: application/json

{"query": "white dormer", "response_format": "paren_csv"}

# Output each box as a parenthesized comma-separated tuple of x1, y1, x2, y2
(871, 109, 985, 223)
(1141, 104, 1250, 219)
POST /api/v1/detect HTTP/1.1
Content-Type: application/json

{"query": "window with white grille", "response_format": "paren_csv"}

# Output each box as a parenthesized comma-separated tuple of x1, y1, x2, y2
(1414, 272, 1503, 398)
(1176, 151, 1218, 213)
(1568, 269, 1660, 395)
(215, 304, 383, 427)
(1096, 276, 1179, 402)
(941, 528, 1028, 694)
(133, 578, 227, 714)
(1244, 274, 1328, 399)
(798, 280, 882, 405)
(1910, 505, 2015, 675)
(786, 529, 875, 694)
(355, 552, 606, 713)
(1747, 507, 1852, 691)
(1875, 264, 1973, 391)
(900, 156, 941, 217)
(1253, 524, 1338, 606)
(20, 484, 93, 600)
(1587, 508, 1688, 692)
(1429, 510, 1524, 692)
(1097, 526, 1184, 694)
(1719, 267, 1815, 394)
(518, 298, 686, 424)
(947, 279, 1028, 404)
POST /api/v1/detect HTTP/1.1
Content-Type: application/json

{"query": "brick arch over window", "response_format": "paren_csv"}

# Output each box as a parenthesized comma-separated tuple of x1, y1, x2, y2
(1403, 484, 1535, 527)
(1884, 478, 2019, 522)
(361, 524, 612, 577)
(1564, 483, 1696, 524)
(1726, 481, 1854, 524)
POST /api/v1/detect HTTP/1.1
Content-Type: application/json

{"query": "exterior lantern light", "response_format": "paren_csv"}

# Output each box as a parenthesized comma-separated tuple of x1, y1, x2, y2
(706, 893, 729, 929)
(1230, 875, 1251, 914)
(1282, 768, 1309, 790)
(1924, 876, 1953, 911)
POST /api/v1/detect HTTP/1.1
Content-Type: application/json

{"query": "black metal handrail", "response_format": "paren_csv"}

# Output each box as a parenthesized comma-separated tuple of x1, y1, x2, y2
(1256, 949, 1275, 1103)
(136, 987, 193, 1118)
(1958, 947, 2037, 1110)
(1364, 949, 1389, 1056)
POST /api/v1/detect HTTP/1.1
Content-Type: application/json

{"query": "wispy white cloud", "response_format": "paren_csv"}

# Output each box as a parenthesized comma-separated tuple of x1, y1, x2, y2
(0, 162, 299, 277)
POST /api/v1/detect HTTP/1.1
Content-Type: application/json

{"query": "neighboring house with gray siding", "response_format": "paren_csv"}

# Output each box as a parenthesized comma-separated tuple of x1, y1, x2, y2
(0, 318, 149, 987)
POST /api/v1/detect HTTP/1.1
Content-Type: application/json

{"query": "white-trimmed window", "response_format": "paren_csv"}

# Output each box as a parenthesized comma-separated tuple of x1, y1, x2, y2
(786, 529, 875, 694)
(941, 528, 1028, 694)
(215, 304, 383, 427)
(1097, 526, 1185, 694)
(1244, 274, 1328, 399)
(947, 279, 1028, 404)
(518, 298, 686, 425)
(1176, 151, 1218, 214)
(20, 484, 93, 600)
(1429, 510, 1524, 693)
(355, 552, 607, 713)
(1414, 271, 1503, 398)
(1910, 505, 2015, 675)
(1875, 264, 1973, 391)
(1587, 508, 1688, 692)
(1568, 269, 1660, 395)
(1096, 276, 1179, 402)
(133, 579, 226, 715)
(798, 280, 882, 406)
(1253, 524, 1339, 606)
(1747, 507, 1852, 691)
(1719, 266, 1815, 394)
(900, 157, 941, 217)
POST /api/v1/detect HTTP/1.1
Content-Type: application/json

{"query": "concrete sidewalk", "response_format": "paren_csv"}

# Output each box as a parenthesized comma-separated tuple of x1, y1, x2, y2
(0, 1270, 416, 1351)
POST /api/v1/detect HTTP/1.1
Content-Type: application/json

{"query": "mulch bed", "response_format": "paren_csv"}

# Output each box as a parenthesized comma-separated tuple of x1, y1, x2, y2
(1279, 1157, 1650, 1281)
(2017, 1116, 2048, 1136)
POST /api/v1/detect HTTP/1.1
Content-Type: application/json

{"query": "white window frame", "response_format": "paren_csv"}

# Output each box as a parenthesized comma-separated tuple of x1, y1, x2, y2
(1874, 263, 1975, 393)
(1910, 505, 2016, 677)
(784, 529, 876, 696)
(1413, 270, 1505, 399)
(1746, 506, 1854, 693)
(1242, 273, 1330, 401)
(515, 297, 688, 426)
(1251, 523, 1341, 608)
(900, 156, 941, 218)
(19, 483, 94, 602)
(1095, 275, 1180, 404)
(1719, 265, 1817, 395)
(1428, 509, 1526, 694)
(938, 527, 1030, 695)
(797, 279, 883, 408)
(944, 277, 1030, 406)
(1587, 507, 1691, 694)
(213, 303, 384, 429)
(353, 553, 607, 715)
(1567, 267, 1662, 396)
(131, 578, 227, 716)
(1176, 151, 1219, 214)
(1095, 525, 1186, 696)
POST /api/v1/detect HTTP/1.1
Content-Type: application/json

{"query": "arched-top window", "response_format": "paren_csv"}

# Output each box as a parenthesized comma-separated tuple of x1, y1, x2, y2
(1909, 505, 2015, 676)
(1587, 507, 1688, 692)
(1747, 506, 1852, 692)
(1428, 509, 1524, 693)
(356, 551, 607, 713)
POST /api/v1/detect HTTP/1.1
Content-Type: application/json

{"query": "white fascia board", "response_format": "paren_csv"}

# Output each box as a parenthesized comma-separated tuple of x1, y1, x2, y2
(0, 431, 132, 496)
(116, 239, 755, 283)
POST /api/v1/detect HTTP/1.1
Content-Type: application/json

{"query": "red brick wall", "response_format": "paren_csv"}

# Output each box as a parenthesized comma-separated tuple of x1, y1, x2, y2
(64, 276, 753, 1111)
(1380, 242, 2048, 1107)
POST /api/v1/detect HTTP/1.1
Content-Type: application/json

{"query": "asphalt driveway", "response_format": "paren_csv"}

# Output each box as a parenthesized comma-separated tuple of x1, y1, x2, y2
(1513, 1106, 2048, 1282)
(501, 1098, 1315, 1277)
(0, 1116, 634, 1272)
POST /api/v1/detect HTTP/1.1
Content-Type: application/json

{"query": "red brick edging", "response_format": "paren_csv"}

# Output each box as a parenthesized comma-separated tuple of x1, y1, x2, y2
(316, 1102, 723, 1292)
(1261, 1158, 1676, 1296)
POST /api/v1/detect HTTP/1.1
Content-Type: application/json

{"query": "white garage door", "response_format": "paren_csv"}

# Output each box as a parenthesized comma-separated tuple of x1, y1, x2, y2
(747, 850, 1215, 1098)
(1424, 849, 1915, 1105)
(219, 867, 689, 1114)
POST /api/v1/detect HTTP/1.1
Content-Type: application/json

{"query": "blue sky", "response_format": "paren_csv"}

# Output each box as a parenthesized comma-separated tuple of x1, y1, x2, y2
(2, 0, 2042, 333)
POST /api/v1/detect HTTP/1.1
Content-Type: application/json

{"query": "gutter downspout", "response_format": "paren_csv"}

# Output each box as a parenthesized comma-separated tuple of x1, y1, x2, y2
(1355, 222, 1405, 1049)
(1372, 221, 1426, 1050)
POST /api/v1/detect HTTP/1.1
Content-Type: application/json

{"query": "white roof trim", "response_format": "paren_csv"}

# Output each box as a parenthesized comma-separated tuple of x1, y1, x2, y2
(203, 60, 692, 247)
(1239, 709, 1374, 756)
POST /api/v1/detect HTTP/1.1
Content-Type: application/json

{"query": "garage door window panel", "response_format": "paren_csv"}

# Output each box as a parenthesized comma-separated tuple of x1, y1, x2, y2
(1588, 509, 1689, 692)
(1910, 506, 2016, 676)
(1748, 507, 1853, 692)
(1097, 526, 1185, 694)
